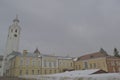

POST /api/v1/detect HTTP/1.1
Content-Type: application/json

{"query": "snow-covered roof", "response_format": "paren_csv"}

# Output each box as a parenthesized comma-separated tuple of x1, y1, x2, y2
(57, 56, 73, 60)
(73, 57, 78, 61)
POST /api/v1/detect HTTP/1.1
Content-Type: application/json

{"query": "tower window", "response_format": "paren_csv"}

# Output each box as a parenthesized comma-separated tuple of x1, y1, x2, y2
(15, 29, 17, 32)
(11, 29, 13, 32)
(20, 70, 22, 75)
(14, 34, 17, 37)
(32, 70, 34, 75)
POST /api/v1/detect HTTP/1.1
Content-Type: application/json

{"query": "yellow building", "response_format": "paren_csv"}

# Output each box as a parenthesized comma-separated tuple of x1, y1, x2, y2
(41, 55, 59, 75)
(6, 49, 42, 77)
(74, 49, 108, 72)
(58, 57, 74, 72)
(81, 57, 108, 71)
(5, 48, 75, 77)
(74, 58, 83, 70)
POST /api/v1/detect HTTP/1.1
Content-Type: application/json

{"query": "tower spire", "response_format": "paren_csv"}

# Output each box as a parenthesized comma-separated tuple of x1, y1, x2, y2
(13, 14, 19, 23)
(34, 48, 40, 56)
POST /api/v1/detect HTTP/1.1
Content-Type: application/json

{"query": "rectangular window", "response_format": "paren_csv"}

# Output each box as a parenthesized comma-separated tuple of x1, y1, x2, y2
(94, 63, 96, 68)
(32, 70, 34, 75)
(76, 65, 77, 69)
(38, 70, 40, 74)
(44, 70, 46, 74)
(26, 58, 29, 66)
(44, 60, 46, 67)
(38, 60, 41, 66)
(49, 62, 51, 68)
(54, 62, 56, 67)
(71, 63, 72, 67)
(90, 64, 92, 68)
(79, 65, 81, 69)
(20, 70, 22, 75)
(14, 61, 15, 67)
(84, 62, 88, 69)
(26, 70, 28, 75)
(49, 70, 52, 74)
(32, 60, 36, 66)
(54, 70, 56, 73)
(20, 58, 24, 66)
(15, 29, 17, 32)
(20, 60, 23, 66)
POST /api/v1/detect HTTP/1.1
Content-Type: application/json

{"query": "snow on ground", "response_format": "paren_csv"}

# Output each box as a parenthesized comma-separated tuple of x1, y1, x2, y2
(42, 69, 101, 77)
(20, 69, 120, 80)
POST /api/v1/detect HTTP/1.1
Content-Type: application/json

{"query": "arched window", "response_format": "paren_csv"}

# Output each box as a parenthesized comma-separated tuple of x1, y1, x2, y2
(15, 29, 17, 32)
(14, 34, 17, 37)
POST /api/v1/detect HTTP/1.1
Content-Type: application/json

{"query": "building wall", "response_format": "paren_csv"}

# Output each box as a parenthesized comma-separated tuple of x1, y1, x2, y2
(41, 56, 58, 75)
(75, 57, 108, 72)
(6, 55, 75, 77)
(58, 58, 74, 72)
(7, 56, 42, 77)
(6, 54, 63, 77)
(7, 51, 120, 77)
(106, 57, 120, 73)
(74, 56, 120, 73)
(81, 57, 108, 71)
(74, 60, 83, 70)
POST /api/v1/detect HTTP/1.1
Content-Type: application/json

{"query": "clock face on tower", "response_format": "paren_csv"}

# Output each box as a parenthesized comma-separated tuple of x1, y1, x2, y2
(14, 34, 17, 37)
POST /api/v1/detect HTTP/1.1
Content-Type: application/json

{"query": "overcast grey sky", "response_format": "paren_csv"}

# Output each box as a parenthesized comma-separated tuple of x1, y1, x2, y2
(0, 0, 120, 57)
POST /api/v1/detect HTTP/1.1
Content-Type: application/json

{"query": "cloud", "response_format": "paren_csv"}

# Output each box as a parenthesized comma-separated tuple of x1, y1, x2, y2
(1, 0, 120, 56)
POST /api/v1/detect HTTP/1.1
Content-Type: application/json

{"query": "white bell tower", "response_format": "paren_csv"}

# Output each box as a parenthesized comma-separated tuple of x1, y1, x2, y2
(1, 16, 21, 76)
(5, 15, 21, 56)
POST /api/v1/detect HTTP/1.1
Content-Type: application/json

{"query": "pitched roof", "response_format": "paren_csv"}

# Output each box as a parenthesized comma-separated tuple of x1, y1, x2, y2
(34, 48, 40, 54)
(106, 56, 120, 59)
(8, 51, 21, 56)
(78, 52, 108, 60)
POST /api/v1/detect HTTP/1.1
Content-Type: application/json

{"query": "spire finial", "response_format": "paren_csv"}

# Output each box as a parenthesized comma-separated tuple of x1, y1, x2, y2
(13, 14, 19, 23)
(34, 47, 40, 54)
(16, 14, 18, 19)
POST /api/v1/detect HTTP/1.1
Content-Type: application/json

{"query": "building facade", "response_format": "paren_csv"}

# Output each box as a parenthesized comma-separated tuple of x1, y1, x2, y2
(74, 58, 83, 70)
(74, 49, 120, 73)
(58, 57, 74, 72)
(5, 49, 74, 77)
(41, 55, 59, 75)
(6, 51, 41, 77)
(106, 56, 120, 73)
